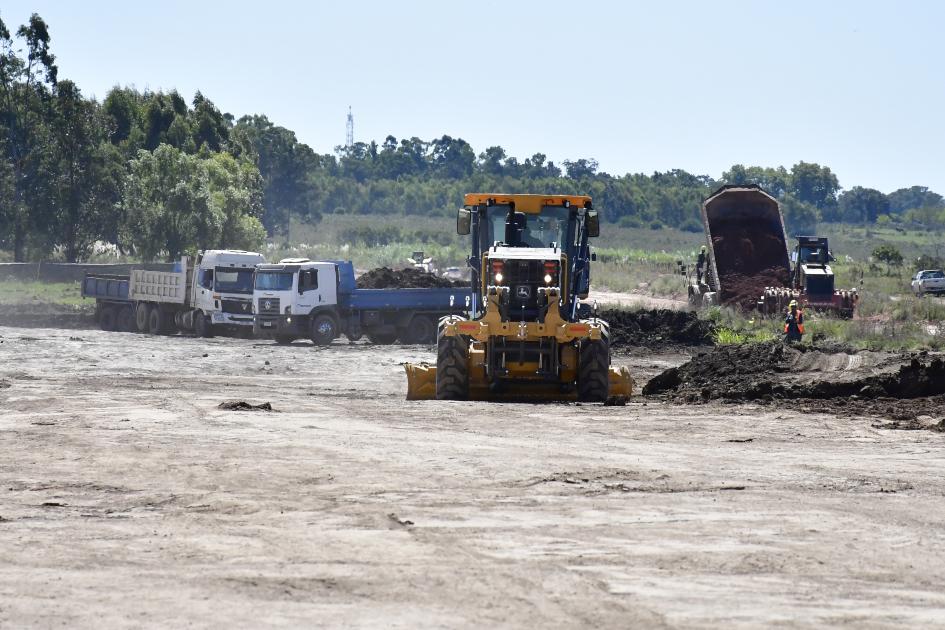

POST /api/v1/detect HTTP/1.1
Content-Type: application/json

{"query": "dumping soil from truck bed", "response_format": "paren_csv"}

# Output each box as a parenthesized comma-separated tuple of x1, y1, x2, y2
(356, 267, 466, 289)
(711, 221, 791, 310)
(603, 308, 714, 349)
(644, 340, 945, 405)
(719, 266, 792, 310)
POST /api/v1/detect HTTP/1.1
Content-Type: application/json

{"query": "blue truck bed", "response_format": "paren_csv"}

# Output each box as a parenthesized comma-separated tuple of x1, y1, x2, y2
(81, 274, 131, 302)
(334, 260, 472, 313)
(343, 287, 472, 312)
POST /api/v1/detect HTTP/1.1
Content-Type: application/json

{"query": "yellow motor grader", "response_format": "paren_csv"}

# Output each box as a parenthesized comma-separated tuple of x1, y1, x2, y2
(405, 193, 633, 402)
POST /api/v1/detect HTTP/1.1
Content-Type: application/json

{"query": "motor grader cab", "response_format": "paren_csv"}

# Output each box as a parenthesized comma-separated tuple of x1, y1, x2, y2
(405, 193, 633, 402)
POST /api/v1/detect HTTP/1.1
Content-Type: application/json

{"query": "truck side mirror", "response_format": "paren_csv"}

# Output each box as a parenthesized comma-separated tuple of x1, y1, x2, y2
(586, 210, 600, 238)
(456, 208, 471, 235)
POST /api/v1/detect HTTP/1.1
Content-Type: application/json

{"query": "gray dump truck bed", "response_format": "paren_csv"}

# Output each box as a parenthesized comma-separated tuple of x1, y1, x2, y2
(699, 185, 791, 307)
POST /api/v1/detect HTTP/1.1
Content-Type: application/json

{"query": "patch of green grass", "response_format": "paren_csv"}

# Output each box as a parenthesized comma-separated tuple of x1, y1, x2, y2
(824, 222, 945, 262)
(0, 280, 85, 306)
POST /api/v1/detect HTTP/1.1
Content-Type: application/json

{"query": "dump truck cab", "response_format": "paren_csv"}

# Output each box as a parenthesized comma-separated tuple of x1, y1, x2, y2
(405, 193, 632, 402)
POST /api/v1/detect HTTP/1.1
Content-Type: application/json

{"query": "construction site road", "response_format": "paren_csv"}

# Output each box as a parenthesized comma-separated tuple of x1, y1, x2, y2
(2, 326, 944, 628)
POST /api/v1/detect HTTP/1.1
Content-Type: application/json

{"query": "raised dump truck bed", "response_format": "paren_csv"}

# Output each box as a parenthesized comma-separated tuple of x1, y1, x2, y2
(692, 184, 792, 309)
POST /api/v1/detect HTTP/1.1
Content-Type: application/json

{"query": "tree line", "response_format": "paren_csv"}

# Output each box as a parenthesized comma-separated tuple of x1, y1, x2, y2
(2, 13, 944, 262)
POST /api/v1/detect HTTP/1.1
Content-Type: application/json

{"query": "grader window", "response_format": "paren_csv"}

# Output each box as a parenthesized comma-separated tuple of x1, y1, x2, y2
(483, 205, 570, 248)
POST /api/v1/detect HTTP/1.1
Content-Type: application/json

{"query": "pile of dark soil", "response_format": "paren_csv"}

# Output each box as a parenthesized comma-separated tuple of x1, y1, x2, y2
(808, 397, 945, 432)
(218, 401, 274, 412)
(711, 219, 791, 310)
(719, 267, 792, 310)
(0, 303, 95, 329)
(643, 341, 945, 403)
(603, 309, 714, 349)
(356, 267, 466, 289)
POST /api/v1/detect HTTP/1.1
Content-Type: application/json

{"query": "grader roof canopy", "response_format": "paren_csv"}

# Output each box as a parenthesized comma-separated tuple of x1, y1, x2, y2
(463, 193, 592, 214)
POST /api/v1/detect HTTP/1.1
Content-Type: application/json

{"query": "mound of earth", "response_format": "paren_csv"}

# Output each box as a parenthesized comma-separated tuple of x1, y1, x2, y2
(356, 267, 466, 289)
(603, 309, 714, 349)
(643, 341, 945, 404)
(710, 218, 792, 310)
(0, 302, 94, 329)
(719, 266, 792, 310)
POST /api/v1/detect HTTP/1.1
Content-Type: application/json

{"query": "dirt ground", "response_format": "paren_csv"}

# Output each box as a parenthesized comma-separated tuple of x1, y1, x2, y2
(2, 326, 945, 628)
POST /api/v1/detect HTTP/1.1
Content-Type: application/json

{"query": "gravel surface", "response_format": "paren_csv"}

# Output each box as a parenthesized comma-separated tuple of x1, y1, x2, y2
(2, 326, 944, 628)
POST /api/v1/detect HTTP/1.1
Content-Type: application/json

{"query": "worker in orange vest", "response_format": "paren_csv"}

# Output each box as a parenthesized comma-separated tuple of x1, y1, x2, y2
(784, 299, 805, 343)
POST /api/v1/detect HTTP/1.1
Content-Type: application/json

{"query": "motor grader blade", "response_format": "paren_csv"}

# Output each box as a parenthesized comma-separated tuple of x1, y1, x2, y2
(404, 362, 437, 401)
(404, 363, 634, 401)
(609, 366, 634, 398)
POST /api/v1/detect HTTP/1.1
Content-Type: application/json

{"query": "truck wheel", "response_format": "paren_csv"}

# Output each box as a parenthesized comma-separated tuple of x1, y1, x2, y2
(366, 331, 398, 345)
(148, 308, 168, 335)
(577, 337, 610, 403)
(194, 312, 214, 338)
(135, 304, 150, 333)
(99, 306, 117, 332)
(117, 306, 136, 332)
(435, 326, 469, 400)
(402, 315, 436, 344)
(310, 314, 337, 346)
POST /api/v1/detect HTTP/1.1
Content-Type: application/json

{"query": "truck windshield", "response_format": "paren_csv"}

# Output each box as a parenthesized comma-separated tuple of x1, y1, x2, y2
(798, 246, 825, 263)
(255, 271, 294, 291)
(483, 205, 571, 248)
(214, 268, 254, 294)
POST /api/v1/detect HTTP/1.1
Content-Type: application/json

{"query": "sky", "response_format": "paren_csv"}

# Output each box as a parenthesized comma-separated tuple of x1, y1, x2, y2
(3, 0, 944, 193)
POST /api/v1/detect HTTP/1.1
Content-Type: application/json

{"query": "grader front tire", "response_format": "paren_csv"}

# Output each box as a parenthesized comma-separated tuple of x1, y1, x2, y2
(578, 337, 610, 402)
(435, 328, 469, 401)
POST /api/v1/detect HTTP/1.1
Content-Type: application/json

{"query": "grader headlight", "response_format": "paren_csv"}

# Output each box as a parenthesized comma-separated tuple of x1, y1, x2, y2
(543, 260, 559, 285)
(491, 260, 505, 284)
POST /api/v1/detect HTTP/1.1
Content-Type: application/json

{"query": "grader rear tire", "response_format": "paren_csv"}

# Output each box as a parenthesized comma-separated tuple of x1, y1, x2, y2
(577, 337, 610, 402)
(435, 325, 469, 401)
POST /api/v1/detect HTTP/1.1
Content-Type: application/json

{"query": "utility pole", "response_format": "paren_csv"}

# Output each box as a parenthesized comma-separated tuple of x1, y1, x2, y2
(346, 106, 354, 148)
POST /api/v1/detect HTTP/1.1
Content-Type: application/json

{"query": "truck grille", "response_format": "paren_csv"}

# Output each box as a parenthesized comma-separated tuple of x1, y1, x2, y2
(805, 275, 834, 297)
(222, 298, 253, 315)
(257, 297, 281, 315)
(505, 260, 542, 316)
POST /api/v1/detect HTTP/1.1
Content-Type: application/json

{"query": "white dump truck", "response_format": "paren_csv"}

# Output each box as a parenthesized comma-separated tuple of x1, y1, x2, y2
(82, 249, 266, 336)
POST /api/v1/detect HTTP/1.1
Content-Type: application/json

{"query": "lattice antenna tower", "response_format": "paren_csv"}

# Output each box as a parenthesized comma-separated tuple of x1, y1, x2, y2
(345, 106, 354, 147)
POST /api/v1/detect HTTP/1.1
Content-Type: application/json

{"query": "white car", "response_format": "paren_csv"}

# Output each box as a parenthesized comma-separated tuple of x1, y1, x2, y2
(911, 269, 945, 296)
(441, 266, 466, 281)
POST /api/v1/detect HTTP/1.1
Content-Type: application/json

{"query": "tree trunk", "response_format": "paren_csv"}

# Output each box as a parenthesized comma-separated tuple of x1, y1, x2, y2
(13, 224, 25, 262)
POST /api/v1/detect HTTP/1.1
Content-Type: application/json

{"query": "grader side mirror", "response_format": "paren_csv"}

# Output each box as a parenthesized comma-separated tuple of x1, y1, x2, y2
(586, 209, 600, 237)
(456, 208, 471, 235)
